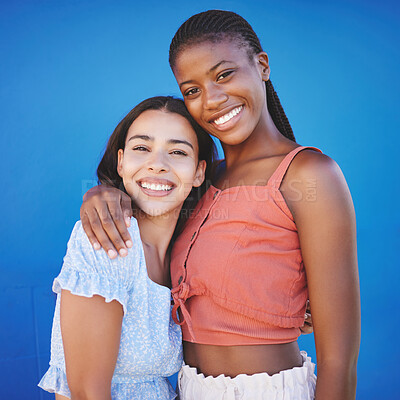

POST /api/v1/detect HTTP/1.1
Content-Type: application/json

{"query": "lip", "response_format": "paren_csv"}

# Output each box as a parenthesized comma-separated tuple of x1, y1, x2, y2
(137, 177, 176, 198)
(208, 105, 244, 131)
(207, 104, 244, 123)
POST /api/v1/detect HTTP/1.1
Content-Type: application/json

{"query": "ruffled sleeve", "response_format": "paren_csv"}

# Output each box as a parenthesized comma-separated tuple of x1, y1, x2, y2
(52, 218, 142, 314)
(38, 365, 71, 398)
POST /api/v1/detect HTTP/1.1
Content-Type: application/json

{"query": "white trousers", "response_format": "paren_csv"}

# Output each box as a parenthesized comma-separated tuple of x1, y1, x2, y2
(178, 351, 316, 400)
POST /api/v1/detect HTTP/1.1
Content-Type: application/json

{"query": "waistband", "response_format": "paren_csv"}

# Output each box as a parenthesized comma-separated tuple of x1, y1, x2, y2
(179, 351, 316, 392)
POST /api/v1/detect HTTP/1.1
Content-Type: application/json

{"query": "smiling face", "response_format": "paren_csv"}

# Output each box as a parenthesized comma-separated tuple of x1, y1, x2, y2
(117, 109, 206, 217)
(172, 39, 270, 146)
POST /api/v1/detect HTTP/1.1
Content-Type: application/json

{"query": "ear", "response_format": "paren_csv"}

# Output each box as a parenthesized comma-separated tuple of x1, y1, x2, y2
(117, 149, 124, 178)
(256, 51, 270, 82)
(193, 160, 206, 188)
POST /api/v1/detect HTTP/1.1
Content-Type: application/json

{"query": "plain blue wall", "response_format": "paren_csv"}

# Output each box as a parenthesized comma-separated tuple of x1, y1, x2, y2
(0, 0, 399, 398)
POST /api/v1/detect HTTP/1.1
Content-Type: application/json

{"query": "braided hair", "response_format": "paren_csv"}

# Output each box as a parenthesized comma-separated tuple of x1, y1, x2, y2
(169, 10, 296, 142)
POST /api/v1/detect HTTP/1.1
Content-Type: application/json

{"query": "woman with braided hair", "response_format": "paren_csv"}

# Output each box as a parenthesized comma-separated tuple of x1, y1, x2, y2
(80, 10, 360, 399)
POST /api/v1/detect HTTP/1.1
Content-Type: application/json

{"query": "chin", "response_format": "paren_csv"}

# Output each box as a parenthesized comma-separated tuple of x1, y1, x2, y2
(212, 128, 252, 146)
(218, 134, 251, 146)
(141, 205, 181, 218)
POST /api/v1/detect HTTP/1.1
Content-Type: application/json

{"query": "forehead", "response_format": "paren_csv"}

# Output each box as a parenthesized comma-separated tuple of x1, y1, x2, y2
(126, 109, 198, 144)
(173, 40, 252, 79)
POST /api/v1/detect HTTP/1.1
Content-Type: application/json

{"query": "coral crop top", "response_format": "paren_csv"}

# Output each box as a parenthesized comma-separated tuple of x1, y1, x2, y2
(170, 146, 322, 346)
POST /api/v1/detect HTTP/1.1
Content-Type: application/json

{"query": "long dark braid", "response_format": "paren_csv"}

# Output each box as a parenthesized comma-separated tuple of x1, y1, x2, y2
(169, 10, 296, 142)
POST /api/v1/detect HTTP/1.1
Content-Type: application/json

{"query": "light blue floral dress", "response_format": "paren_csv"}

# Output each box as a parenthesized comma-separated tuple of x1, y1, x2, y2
(38, 218, 183, 399)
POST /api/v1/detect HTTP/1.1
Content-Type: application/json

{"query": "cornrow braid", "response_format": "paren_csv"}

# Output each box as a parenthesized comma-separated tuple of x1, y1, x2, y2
(266, 80, 295, 141)
(169, 10, 296, 142)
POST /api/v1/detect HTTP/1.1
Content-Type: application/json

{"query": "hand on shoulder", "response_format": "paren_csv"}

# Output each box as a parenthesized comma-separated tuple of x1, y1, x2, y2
(80, 185, 134, 258)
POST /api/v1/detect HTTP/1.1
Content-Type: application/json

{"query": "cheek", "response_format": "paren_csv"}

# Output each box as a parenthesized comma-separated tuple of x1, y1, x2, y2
(240, 80, 262, 105)
(120, 157, 140, 178)
(176, 161, 199, 186)
(184, 101, 203, 123)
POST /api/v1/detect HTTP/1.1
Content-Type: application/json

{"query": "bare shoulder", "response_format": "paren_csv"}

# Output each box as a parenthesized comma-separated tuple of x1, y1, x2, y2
(281, 148, 354, 218)
(289, 148, 341, 177)
(283, 148, 347, 191)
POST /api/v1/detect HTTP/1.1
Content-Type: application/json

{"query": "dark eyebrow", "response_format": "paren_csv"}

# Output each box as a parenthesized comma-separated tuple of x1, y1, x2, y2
(168, 139, 193, 150)
(127, 134, 152, 142)
(127, 135, 193, 150)
(209, 60, 232, 72)
(179, 60, 233, 88)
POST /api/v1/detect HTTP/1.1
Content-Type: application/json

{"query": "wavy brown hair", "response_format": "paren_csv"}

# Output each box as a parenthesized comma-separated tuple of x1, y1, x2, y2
(97, 96, 218, 243)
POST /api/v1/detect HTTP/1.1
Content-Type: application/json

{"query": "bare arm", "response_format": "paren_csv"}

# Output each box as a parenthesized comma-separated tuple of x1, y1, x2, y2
(60, 290, 124, 400)
(283, 151, 360, 400)
(80, 186, 133, 258)
(55, 394, 70, 400)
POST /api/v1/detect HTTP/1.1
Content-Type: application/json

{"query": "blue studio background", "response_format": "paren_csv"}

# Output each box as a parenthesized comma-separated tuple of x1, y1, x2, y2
(0, 0, 399, 399)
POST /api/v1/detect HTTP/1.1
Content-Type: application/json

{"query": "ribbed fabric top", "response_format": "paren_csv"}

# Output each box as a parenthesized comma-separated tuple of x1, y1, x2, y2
(170, 146, 322, 345)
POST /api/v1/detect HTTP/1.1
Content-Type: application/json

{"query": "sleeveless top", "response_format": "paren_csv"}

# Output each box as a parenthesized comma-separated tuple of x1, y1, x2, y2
(170, 146, 322, 345)
(38, 218, 182, 400)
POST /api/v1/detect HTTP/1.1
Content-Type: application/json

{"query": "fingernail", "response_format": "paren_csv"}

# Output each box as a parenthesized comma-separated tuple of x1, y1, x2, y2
(304, 314, 308, 319)
(125, 217, 131, 227)
(125, 240, 133, 248)
(93, 243, 101, 250)
(119, 248, 128, 257)
(108, 249, 117, 258)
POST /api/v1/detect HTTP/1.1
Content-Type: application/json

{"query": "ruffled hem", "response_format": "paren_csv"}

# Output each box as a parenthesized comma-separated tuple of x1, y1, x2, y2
(38, 365, 177, 400)
(38, 365, 71, 398)
(53, 268, 130, 314)
(179, 351, 316, 399)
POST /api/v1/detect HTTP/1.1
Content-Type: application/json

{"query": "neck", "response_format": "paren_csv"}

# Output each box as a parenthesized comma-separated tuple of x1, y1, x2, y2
(135, 208, 180, 264)
(222, 108, 289, 169)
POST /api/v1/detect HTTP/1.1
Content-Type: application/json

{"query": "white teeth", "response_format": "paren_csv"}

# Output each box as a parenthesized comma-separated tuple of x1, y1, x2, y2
(214, 106, 243, 126)
(140, 182, 172, 191)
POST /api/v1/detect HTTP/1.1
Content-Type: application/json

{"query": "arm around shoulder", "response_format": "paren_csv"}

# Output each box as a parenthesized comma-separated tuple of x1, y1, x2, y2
(283, 151, 360, 400)
(80, 185, 133, 257)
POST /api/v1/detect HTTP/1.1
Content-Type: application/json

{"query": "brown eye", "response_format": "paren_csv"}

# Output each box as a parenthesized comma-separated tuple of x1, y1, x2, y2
(170, 150, 187, 156)
(184, 88, 200, 97)
(133, 146, 149, 152)
(217, 70, 234, 81)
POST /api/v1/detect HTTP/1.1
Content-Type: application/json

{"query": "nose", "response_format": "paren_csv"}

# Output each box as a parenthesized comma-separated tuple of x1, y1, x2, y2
(147, 150, 169, 173)
(204, 83, 228, 110)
